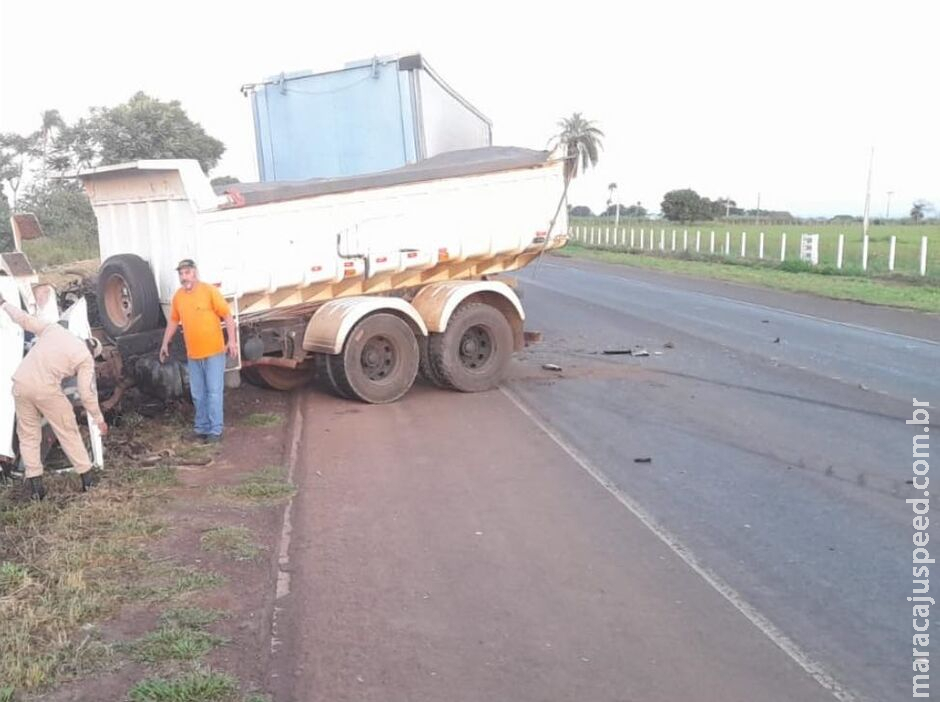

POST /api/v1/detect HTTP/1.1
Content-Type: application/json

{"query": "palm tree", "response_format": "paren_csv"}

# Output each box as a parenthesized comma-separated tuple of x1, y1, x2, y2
(607, 182, 621, 230)
(38, 109, 65, 184)
(549, 112, 604, 182)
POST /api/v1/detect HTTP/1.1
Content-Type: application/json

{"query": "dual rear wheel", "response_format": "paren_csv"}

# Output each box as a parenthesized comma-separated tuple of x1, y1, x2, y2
(306, 303, 514, 404)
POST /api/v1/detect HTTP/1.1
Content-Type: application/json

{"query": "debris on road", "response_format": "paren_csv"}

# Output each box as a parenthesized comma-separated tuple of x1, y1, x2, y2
(524, 330, 543, 345)
(773, 337, 781, 343)
(761, 319, 770, 324)
(542, 363, 563, 372)
(664, 341, 675, 349)
(859, 383, 870, 391)
(600, 345, 655, 357)
(633, 457, 652, 463)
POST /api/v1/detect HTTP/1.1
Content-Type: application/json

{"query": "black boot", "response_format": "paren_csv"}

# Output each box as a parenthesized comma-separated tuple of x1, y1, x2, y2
(28, 476, 46, 501)
(81, 471, 99, 493)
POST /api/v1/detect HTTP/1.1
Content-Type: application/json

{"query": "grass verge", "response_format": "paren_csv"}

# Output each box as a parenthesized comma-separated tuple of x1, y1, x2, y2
(200, 527, 264, 562)
(0, 461, 223, 694)
(242, 412, 283, 428)
(0, 480, 164, 692)
(558, 244, 940, 312)
(127, 626, 227, 664)
(216, 467, 294, 505)
(128, 668, 239, 702)
(160, 607, 226, 630)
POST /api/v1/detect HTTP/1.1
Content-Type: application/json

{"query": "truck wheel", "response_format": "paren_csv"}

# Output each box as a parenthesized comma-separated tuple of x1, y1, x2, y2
(332, 313, 418, 404)
(97, 254, 161, 338)
(427, 302, 513, 393)
(242, 365, 314, 391)
(315, 353, 353, 400)
(418, 335, 449, 388)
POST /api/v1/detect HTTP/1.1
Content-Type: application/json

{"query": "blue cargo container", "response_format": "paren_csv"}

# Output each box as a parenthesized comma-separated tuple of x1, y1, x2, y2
(246, 54, 493, 182)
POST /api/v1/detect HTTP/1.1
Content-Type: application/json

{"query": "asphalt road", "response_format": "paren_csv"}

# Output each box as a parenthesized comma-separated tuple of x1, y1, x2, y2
(269, 258, 940, 702)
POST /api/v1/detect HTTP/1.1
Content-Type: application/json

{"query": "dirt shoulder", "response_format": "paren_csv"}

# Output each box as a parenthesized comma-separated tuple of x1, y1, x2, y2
(1, 384, 293, 702)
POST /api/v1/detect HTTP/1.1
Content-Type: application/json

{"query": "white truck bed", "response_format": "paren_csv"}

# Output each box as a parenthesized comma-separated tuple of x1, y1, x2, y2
(79, 147, 568, 319)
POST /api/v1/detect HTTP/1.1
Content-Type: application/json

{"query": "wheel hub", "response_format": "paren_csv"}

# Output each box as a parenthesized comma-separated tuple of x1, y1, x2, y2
(104, 274, 133, 328)
(360, 335, 396, 381)
(459, 325, 492, 370)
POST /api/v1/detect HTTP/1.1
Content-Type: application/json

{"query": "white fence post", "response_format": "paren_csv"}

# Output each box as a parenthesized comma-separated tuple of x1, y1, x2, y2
(741, 231, 747, 258)
(759, 232, 765, 259)
(921, 236, 929, 277)
(724, 231, 731, 256)
(659, 228, 665, 251)
(888, 235, 896, 272)
(640, 228, 645, 249)
(836, 234, 844, 269)
(671, 229, 676, 251)
(605, 227, 610, 246)
(696, 230, 701, 252)
(862, 234, 869, 271)
(683, 229, 688, 251)
(710, 230, 715, 254)
(780, 232, 787, 261)
(630, 228, 635, 248)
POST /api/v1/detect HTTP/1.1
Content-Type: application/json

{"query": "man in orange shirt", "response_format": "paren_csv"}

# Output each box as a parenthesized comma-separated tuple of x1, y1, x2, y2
(159, 259, 238, 443)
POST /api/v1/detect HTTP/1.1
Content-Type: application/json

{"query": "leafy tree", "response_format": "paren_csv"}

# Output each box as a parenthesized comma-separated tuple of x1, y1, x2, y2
(568, 205, 594, 217)
(19, 180, 97, 241)
(549, 112, 604, 181)
(210, 175, 240, 187)
(0, 189, 12, 250)
(0, 132, 37, 210)
(37, 109, 66, 184)
(603, 202, 647, 218)
(911, 200, 934, 222)
(707, 197, 742, 218)
(67, 92, 225, 174)
(661, 189, 710, 222)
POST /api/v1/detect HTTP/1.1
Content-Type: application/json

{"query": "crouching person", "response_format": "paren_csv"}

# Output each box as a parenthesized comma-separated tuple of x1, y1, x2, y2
(0, 294, 108, 500)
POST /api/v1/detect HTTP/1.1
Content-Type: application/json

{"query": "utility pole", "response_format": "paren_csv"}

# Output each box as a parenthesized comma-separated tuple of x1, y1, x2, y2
(886, 190, 894, 219)
(756, 192, 761, 225)
(862, 147, 874, 238)
(725, 196, 731, 219)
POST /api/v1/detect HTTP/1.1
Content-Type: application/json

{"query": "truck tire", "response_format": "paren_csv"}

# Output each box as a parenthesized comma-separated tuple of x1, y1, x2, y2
(331, 313, 418, 404)
(418, 335, 449, 388)
(315, 353, 353, 400)
(97, 254, 161, 338)
(242, 365, 314, 391)
(426, 302, 513, 393)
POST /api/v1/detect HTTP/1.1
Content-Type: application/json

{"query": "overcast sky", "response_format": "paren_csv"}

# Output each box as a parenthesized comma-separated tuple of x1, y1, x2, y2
(1, 0, 937, 217)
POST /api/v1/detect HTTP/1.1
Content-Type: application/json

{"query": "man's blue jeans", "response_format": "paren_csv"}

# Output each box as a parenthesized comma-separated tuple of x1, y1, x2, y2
(188, 352, 225, 436)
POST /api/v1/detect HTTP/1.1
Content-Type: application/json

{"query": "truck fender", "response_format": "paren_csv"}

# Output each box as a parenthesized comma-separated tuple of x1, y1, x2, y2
(411, 281, 526, 351)
(302, 296, 428, 355)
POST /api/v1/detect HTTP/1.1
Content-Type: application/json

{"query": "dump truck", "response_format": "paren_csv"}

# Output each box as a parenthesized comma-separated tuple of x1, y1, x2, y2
(76, 146, 568, 404)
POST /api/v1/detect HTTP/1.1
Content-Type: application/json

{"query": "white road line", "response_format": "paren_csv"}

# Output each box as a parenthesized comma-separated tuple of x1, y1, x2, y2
(501, 385, 860, 702)
(270, 394, 305, 658)
(532, 262, 940, 347)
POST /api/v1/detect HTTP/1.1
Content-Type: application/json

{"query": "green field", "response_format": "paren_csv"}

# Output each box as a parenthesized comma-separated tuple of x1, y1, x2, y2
(568, 218, 940, 280)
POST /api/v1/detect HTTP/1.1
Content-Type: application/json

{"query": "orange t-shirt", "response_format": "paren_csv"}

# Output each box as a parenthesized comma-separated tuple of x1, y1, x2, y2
(170, 282, 231, 360)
